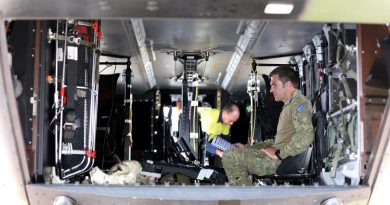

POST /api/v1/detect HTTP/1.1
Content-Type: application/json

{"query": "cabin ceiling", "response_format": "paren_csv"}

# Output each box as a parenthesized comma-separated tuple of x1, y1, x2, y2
(99, 19, 323, 94)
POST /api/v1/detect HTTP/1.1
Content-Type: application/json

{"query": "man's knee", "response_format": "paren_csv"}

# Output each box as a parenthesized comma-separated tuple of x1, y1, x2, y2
(225, 148, 234, 156)
(222, 149, 233, 167)
(224, 149, 245, 171)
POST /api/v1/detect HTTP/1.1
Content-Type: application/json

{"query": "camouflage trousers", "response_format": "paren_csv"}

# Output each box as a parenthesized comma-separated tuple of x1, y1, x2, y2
(222, 148, 281, 185)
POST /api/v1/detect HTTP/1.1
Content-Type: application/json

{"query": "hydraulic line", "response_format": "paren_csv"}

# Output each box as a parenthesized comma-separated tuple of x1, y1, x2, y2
(54, 20, 60, 167)
(58, 20, 68, 164)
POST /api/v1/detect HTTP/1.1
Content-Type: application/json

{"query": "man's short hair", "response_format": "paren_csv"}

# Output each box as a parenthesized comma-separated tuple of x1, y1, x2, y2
(223, 103, 238, 114)
(269, 65, 299, 89)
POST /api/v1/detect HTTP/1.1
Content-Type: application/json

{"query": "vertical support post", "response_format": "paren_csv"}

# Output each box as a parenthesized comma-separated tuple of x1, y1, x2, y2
(37, 21, 50, 179)
(124, 58, 132, 160)
(181, 62, 189, 143)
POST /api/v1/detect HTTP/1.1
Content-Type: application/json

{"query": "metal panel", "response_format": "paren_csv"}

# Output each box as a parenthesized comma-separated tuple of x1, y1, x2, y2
(251, 22, 324, 57)
(0, 0, 304, 20)
(27, 184, 370, 205)
(1, 0, 390, 24)
(144, 19, 240, 51)
(0, 14, 30, 204)
(368, 94, 390, 204)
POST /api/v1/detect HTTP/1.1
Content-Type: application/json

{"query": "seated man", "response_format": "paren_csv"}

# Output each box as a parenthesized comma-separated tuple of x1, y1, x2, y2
(198, 103, 240, 166)
(222, 65, 314, 185)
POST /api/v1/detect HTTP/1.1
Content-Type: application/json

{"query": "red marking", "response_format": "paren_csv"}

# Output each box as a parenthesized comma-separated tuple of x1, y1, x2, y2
(92, 22, 99, 31)
(319, 69, 324, 77)
(60, 87, 65, 96)
(76, 25, 91, 41)
(97, 31, 103, 40)
(83, 34, 91, 41)
(86, 149, 96, 159)
(76, 25, 88, 34)
(60, 87, 67, 105)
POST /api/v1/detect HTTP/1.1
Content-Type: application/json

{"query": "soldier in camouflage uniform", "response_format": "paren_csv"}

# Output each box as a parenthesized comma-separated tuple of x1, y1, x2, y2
(222, 65, 314, 185)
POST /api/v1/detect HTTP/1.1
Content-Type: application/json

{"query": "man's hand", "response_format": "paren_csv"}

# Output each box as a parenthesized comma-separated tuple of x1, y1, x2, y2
(247, 136, 253, 145)
(261, 147, 278, 160)
(216, 149, 224, 158)
(234, 143, 245, 148)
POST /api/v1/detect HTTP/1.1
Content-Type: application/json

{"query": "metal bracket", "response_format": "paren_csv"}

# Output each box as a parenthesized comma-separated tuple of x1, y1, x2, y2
(63, 122, 75, 131)
(29, 93, 38, 117)
(48, 28, 95, 47)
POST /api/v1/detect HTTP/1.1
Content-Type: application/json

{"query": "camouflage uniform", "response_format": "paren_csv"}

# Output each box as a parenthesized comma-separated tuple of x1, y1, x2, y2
(222, 90, 314, 185)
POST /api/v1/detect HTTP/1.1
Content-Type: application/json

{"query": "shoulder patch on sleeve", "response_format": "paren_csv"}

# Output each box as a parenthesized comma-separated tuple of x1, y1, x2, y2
(296, 103, 305, 113)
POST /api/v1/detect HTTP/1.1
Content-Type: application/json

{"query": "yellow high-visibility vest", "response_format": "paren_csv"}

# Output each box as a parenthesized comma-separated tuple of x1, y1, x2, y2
(198, 108, 231, 141)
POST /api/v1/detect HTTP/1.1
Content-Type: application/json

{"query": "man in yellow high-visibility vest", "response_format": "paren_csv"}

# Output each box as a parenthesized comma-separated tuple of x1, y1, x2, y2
(198, 103, 240, 165)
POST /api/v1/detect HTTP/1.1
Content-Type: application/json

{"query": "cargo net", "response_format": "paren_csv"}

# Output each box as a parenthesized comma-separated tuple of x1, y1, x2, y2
(53, 20, 99, 179)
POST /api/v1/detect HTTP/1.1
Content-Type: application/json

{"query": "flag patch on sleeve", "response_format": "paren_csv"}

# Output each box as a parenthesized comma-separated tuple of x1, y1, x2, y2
(297, 103, 305, 112)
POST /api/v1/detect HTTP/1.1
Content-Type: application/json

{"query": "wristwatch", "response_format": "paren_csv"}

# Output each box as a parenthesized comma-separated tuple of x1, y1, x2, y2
(275, 149, 283, 160)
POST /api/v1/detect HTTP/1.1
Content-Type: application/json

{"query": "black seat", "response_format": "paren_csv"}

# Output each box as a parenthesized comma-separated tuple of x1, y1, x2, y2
(253, 144, 315, 185)
(253, 111, 326, 185)
(275, 143, 313, 175)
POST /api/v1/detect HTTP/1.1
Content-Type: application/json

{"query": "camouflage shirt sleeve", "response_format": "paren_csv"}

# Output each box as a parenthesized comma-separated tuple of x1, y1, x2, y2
(279, 99, 314, 159)
(246, 139, 275, 149)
